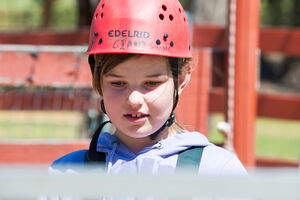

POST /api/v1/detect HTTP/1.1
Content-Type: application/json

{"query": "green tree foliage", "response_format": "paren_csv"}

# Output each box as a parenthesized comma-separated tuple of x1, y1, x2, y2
(181, 0, 300, 27)
(179, 0, 190, 10)
(50, 0, 77, 29)
(261, 0, 300, 27)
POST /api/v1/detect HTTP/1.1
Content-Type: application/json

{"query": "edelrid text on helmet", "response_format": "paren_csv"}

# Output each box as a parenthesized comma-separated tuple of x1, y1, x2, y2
(86, 0, 192, 58)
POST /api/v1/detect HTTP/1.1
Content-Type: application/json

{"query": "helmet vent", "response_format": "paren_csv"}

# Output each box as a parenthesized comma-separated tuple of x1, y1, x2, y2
(101, 12, 104, 18)
(159, 14, 164, 20)
(162, 5, 167, 11)
(163, 34, 168, 41)
(95, 13, 99, 18)
(156, 40, 161, 45)
(170, 41, 174, 47)
(179, 8, 182, 13)
(102, 3, 105, 9)
(169, 15, 174, 21)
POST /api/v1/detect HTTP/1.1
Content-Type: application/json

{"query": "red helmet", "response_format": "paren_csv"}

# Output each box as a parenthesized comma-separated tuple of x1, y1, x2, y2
(86, 0, 192, 58)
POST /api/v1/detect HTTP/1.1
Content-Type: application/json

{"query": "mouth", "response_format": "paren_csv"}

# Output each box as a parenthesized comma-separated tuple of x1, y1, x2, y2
(127, 113, 145, 118)
(124, 113, 149, 123)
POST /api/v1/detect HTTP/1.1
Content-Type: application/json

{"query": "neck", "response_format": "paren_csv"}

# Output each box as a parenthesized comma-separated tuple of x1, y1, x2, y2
(116, 128, 170, 154)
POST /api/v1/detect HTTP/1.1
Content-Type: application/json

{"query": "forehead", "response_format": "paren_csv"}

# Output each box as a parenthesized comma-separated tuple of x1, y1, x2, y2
(107, 55, 170, 75)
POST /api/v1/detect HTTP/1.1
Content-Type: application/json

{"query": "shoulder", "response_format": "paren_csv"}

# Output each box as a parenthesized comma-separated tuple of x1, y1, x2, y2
(200, 145, 247, 175)
(49, 149, 88, 173)
(179, 131, 247, 175)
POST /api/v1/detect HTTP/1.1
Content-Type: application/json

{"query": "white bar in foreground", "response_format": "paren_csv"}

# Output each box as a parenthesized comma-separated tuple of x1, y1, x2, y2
(0, 167, 299, 200)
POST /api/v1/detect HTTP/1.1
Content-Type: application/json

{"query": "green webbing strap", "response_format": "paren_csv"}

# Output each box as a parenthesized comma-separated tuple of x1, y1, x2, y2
(176, 146, 204, 173)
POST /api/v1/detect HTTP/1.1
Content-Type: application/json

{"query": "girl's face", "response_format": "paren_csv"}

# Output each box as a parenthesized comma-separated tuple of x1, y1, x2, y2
(102, 55, 174, 140)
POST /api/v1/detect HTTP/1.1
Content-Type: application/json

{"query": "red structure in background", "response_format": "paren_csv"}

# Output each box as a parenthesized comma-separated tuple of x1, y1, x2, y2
(0, 0, 300, 166)
(0, 141, 89, 164)
(177, 48, 212, 135)
(0, 51, 91, 87)
(0, 48, 299, 166)
(1, 26, 300, 55)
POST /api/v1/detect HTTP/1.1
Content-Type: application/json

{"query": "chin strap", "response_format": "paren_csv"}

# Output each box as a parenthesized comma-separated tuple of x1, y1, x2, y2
(149, 92, 178, 140)
(150, 111, 175, 140)
(100, 100, 106, 114)
(150, 58, 179, 140)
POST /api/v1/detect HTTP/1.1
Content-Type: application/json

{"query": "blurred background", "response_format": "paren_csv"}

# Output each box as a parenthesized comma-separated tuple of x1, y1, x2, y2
(0, 0, 299, 167)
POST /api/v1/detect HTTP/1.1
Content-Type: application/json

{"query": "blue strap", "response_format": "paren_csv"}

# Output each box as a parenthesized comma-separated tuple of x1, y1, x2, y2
(176, 146, 204, 173)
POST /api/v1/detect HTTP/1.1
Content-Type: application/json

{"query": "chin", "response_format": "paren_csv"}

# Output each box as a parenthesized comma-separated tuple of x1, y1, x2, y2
(117, 120, 166, 139)
(125, 128, 153, 138)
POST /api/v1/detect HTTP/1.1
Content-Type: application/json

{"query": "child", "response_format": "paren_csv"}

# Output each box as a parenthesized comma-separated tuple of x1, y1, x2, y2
(50, 0, 247, 175)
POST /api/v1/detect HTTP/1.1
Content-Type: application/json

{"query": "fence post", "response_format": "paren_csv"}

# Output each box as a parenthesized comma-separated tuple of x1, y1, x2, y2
(227, 0, 260, 166)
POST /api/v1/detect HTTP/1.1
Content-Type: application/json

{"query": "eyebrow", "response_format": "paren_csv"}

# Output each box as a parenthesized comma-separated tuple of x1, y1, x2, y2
(145, 73, 167, 78)
(105, 73, 167, 78)
(105, 73, 124, 78)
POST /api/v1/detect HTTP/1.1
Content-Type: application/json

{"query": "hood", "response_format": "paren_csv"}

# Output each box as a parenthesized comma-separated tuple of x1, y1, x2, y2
(96, 130, 212, 160)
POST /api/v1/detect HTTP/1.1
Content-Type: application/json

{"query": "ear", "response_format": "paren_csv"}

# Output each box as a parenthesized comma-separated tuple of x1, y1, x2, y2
(177, 64, 192, 95)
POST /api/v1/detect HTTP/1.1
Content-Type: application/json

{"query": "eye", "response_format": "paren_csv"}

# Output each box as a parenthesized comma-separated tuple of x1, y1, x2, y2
(110, 81, 126, 87)
(144, 81, 161, 88)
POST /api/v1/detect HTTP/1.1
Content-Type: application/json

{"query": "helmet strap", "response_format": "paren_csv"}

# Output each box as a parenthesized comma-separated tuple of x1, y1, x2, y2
(88, 55, 95, 75)
(150, 111, 175, 140)
(150, 58, 179, 140)
(100, 100, 107, 114)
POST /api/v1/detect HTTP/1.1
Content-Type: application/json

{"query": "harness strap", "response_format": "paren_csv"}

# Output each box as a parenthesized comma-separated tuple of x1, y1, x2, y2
(85, 120, 205, 173)
(85, 121, 111, 164)
(176, 146, 204, 173)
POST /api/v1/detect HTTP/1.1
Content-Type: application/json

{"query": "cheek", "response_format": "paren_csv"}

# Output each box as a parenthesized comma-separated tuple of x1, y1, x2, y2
(146, 81, 174, 116)
(102, 81, 127, 102)
(101, 86, 124, 116)
(102, 96, 123, 127)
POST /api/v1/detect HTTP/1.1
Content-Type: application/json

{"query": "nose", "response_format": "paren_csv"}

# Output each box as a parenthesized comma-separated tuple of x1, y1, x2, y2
(127, 90, 144, 108)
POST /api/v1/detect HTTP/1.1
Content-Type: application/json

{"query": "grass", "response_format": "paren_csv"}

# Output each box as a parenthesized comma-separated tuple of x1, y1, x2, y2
(209, 114, 300, 162)
(0, 111, 299, 162)
(0, 111, 82, 139)
(255, 117, 300, 161)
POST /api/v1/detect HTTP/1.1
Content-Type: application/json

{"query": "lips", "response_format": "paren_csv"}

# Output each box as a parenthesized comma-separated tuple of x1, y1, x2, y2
(124, 113, 149, 123)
